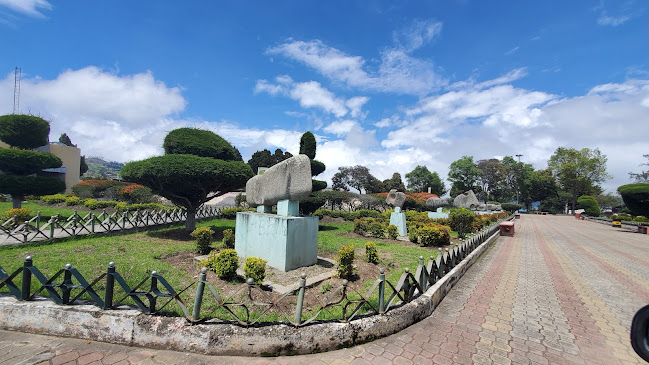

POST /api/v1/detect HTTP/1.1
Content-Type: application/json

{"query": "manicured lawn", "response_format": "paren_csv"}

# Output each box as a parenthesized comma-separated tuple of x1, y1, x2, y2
(0, 201, 80, 220)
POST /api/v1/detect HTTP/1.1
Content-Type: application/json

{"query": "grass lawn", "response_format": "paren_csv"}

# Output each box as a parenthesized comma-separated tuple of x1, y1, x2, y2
(0, 216, 444, 322)
(1, 201, 80, 220)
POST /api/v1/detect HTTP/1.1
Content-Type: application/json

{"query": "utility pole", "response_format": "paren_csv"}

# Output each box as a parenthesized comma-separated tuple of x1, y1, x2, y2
(13, 67, 21, 114)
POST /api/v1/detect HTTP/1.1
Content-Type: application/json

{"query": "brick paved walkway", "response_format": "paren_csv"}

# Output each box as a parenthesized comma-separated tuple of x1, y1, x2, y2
(1, 215, 647, 364)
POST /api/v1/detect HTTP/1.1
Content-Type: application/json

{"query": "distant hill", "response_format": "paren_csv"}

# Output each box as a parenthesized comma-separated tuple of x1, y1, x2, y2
(83, 156, 124, 179)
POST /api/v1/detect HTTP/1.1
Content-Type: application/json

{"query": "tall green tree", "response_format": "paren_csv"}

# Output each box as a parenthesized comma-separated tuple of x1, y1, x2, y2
(476, 159, 510, 202)
(618, 183, 649, 217)
(121, 128, 253, 231)
(0, 115, 66, 208)
(548, 147, 611, 215)
(382, 172, 406, 192)
(405, 165, 446, 195)
(247, 148, 292, 174)
(502, 156, 534, 207)
(448, 156, 482, 198)
(332, 165, 375, 193)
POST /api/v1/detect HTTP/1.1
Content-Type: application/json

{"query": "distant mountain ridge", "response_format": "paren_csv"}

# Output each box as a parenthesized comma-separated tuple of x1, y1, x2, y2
(84, 156, 124, 179)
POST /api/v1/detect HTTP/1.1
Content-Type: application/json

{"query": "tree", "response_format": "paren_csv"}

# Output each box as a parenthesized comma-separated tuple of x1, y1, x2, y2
(80, 155, 89, 177)
(405, 165, 446, 195)
(331, 165, 375, 193)
(299, 131, 327, 214)
(58, 133, 76, 147)
(448, 156, 482, 198)
(0, 115, 66, 208)
(383, 172, 406, 192)
(120, 128, 253, 231)
(629, 154, 649, 182)
(594, 193, 622, 209)
(501, 156, 534, 207)
(548, 147, 611, 215)
(247, 148, 293, 174)
(365, 175, 385, 194)
(618, 183, 649, 217)
(476, 159, 509, 202)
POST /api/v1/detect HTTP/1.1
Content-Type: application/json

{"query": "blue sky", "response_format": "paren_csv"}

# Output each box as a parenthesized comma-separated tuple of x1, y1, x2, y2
(1, 0, 648, 194)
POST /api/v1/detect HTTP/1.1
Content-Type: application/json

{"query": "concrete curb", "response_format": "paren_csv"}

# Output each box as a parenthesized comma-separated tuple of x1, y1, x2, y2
(0, 231, 501, 356)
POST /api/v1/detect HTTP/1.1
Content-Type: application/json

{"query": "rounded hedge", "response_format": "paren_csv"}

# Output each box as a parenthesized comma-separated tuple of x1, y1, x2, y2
(0, 148, 62, 175)
(0, 114, 50, 149)
(120, 154, 253, 207)
(577, 195, 600, 216)
(299, 131, 316, 159)
(618, 183, 649, 217)
(310, 159, 326, 176)
(0, 175, 66, 196)
(163, 128, 240, 161)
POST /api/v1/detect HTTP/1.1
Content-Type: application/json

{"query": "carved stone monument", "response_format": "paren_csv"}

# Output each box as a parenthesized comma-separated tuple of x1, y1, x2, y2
(453, 190, 481, 209)
(386, 189, 407, 236)
(235, 155, 318, 271)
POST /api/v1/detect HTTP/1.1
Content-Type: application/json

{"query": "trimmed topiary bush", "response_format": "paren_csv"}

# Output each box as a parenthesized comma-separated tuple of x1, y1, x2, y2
(222, 229, 235, 249)
(501, 203, 522, 212)
(337, 244, 355, 278)
(213, 249, 239, 279)
(577, 195, 600, 217)
(365, 241, 379, 264)
(387, 224, 399, 240)
(191, 227, 214, 255)
(618, 183, 649, 217)
(1, 208, 33, 224)
(0, 114, 50, 149)
(418, 225, 451, 247)
(244, 257, 267, 285)
(41, 194, 69, 204)
(65, 196, 82, 206)
(450, 207, 476, 238)
(408, 226, 419, 244)
(163, 127, 241, 161)
(369, 222, 385, 238)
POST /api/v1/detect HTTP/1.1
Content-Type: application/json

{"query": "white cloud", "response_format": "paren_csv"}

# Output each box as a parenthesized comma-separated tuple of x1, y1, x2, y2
(346, 96, 369, 118)
(597, 14, 630, 26)
(289, 81, 348, 117)
(0, 0, 51, 17)
(393, 19, 443, 52)
(267, 39, 446, 94)
(323, 120, 358, 137)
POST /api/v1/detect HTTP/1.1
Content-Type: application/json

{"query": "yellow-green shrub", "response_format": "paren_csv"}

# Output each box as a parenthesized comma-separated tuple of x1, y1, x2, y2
(191, 227, 214, 254)
(365, 241, 379, 264)
(337, 244, 355, 278)
(1, 208, 32, 223)
(244, 257, 267, 285)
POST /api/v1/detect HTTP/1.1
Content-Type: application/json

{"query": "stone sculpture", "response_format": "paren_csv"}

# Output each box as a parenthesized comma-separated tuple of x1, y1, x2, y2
(235, 154, 318, 272)
(453, 190, 480, 209)
(385, 189, 406, 208)
(245, 154, 312, 208)
(426, 196, 451, 209)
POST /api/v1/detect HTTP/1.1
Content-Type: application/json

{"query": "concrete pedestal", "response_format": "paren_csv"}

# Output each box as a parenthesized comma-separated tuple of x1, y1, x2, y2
(389, 207, 407, 236)
(234, 211, 318, 271)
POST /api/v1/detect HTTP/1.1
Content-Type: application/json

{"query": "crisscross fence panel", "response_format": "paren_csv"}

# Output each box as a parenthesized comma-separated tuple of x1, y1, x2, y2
(0, 216, 510, 327)
(0, 205, 224, 244)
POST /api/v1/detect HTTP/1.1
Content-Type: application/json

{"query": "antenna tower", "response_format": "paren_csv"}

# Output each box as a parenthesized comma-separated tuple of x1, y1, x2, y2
(13, 67, 21, 114)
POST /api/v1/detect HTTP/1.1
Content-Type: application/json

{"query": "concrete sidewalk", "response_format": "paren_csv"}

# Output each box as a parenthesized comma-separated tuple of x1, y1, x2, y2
(1, 215, 648, 364)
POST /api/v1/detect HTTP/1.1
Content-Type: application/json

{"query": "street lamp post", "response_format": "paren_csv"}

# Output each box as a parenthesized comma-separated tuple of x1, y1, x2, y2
(515, 154, 523, 204)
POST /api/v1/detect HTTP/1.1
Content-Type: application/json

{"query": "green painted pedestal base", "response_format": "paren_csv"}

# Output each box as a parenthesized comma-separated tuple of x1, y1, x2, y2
(234, 211, 318, 272)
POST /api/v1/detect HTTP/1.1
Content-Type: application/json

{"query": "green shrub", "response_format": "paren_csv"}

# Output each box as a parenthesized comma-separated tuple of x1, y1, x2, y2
(118, 183, 153, 204)
(0, 114, 50, 149)
(611, 214, 633, 221)
(337, 244, 355, 278)
(114, 202, 168, 212)
(222, 228, 235, 249)
(213, 249, 239, 279)
(191, 227, 214, 254)
(633, 216, 649, 223)
(449, 208, 476, 238)
(221, 207, 246, 219)
(365, 241, 379, 264)
(387, 224, 399, 239)
(501, 203, 522, 212)
(577, 195, 600, 217)
(83, 199, 118, 210)
(244, 257, 267, 285)
(408, 226, 419, 244)
(1, 208, 32, 223)
(65, 196, 82, 206)
(618, 183, 649, 217)
(353, 218, 370, 235)
(71, 184, 94, 198)
(369, 222, 385, 238)
(418, 225, 451, 247)
(41, 194, 69, 204)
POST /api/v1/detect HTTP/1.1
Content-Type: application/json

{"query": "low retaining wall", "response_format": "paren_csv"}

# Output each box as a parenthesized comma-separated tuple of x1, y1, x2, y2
(0, 230, 501, 356)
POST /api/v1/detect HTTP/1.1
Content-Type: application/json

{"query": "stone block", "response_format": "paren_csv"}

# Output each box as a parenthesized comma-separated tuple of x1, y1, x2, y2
(386, 189, 406, 208)
(453, 190, 480, 209)
(246, 154, 312, 207)
(390, 211, 407, 236)
(235, 211, 318, 271)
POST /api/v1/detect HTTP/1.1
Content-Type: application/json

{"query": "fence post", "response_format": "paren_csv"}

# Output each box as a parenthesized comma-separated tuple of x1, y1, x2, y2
(104, 262, 115, 309)
(90, 213, 95, 234)
(192, 267, 207, 322)
(378, 268, 385, 314)
(418, 256, 426, 290)
(294, 273, 306, 325)
(21, 256, 32, 301)
(49, 216, 56, 239)
(35, 212, 40, 229)
(62, 264, 72, 304)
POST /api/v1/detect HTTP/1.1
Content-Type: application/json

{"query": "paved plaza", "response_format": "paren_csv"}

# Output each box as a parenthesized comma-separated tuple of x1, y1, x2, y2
(1, 214, 648, 364)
